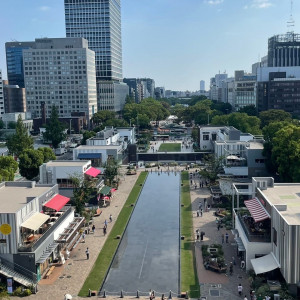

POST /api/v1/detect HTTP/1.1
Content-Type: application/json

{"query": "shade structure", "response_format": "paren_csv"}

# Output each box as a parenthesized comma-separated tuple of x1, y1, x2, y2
(85, 167, 101, 177)
(36, 242, 59, 264)
(227, 155, 240, 160)
(244, 198, 270, 223)
(21, 212, 50, 231)
(100, 186, 112, 195)
(251, 253, 280, 275)
(44, 194, 70, 211)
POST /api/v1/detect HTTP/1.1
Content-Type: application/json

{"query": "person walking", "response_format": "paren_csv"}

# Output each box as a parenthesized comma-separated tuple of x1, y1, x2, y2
(196, 210, 200, 217)
(104, 219, 107, 228)
(238, 284, 243, 296)
(109, 214, 113, 222)
(229, 262, 233, 275)
(225, 232, 229, 243)
(200, 209, 203, 217)
(217, 223, 221, 231)
(85, 247, 89, 260)
(92, 224, 95, 233)
(103, 226, 107, 236)
(244, 296, 248, 300)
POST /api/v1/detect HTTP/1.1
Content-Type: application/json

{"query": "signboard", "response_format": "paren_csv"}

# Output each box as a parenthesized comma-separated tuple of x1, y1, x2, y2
(7, 278, 13, 294)
(0, 224, 12, 235)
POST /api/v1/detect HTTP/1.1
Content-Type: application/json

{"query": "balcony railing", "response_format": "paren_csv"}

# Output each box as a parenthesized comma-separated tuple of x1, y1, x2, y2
(18, 206, 73, 253)
(237, 213, 271, 243)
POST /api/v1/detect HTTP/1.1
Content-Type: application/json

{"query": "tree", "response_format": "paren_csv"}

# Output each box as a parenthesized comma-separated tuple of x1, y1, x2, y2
(0, 156, 18, 181)
(91, 110, 116, 126)
(271, 124, 300, 182)
(259, 109, 292, 128)
(238, 105, 257, 116)
(104, 159, 119, 186)
(81, 131, 96, 145)
(19, 149, 44, 180)
(70, 175, 94, 215)
(0, 119, 4, 129)
(37, 147, 56, 163)
(6, 114, 34, 156)
(103, 118, 129, 128)
(199, 154, 224, 182)
(43, 106, 66, 149)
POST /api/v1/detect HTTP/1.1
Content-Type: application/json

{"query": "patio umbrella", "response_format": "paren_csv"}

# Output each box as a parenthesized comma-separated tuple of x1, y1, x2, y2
(103, 196, 110, 200)
(111, 188, 117, 192)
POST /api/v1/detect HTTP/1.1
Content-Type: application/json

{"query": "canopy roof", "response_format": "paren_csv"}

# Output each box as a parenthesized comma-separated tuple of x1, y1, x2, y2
(44, 194, 70, 211)
(85, 167, 101, 177)
(251, 253, 280, 275)
(21, 212, 50, 231)
(244, 198, 270, 223)
(100, 186, 112, 195)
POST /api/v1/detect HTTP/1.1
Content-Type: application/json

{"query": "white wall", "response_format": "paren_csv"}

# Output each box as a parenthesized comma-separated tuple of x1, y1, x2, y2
(53, 210, 74, 240)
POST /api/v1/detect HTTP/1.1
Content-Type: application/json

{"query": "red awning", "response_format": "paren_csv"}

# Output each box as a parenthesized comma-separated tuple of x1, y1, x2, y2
(44, 194, 70, 211)
(244, 198, 270, 223)
(85, 167, 101, 177)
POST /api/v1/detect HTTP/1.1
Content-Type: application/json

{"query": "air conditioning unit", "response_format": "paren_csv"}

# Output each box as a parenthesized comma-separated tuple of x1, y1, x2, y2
(274, 294, 280, 300)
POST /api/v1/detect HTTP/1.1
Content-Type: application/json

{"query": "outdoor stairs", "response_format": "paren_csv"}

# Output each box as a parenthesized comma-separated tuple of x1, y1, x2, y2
(0, 261, 36, 288)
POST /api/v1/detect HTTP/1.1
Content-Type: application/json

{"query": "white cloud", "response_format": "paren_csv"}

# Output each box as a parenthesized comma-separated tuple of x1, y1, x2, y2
(249, 0, 273, 9)
(205, 0, 224, 5)
(39, 6, 51, 11)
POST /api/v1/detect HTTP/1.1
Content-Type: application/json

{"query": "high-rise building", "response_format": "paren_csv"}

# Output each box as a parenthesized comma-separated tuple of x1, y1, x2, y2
(64, 0, 122, 81)
(124, 78, 155, 103)
(268, 32, 300, 67)
(23, 38, 97, 120)
(64, 0, 128, 112)
(3, 80, 27, 113)
(210, 73, 228, 102)
(200, 80, 205, 91)
(0, 70, 4, 115)
(5, 42, 35, 88)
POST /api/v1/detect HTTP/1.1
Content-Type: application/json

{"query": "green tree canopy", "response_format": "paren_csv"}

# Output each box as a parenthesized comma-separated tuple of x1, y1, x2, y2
(259, 109, 292, 128)
(199, 154, 224, 182)
(91, 110, 116, 126)
(82, 131, 96, 145)
(37, 147, 56, 163)
(6, 115, 34, 156)
(0, 156, 18, 181)
(103, 118, 129, 128)
(211, 112, 261, 135)
(238, 105, 257, 116)
(271, 124, 300, 182)
(104, 158, 119, 186)
(43, 106, 66, 148)
(19, 149, 44, 180)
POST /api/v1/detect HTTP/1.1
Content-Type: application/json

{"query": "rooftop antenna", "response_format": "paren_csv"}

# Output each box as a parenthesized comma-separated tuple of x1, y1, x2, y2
(287, 0, 295, 33)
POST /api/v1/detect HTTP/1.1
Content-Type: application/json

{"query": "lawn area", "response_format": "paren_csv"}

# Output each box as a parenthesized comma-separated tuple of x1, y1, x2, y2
(181, 171, 200, 298)
(78, 172, 148, 297)
(158, 143, 181, 152)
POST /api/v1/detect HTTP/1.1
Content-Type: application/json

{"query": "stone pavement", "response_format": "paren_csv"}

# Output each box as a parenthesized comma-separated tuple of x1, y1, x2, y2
(190, 172, 251, 300)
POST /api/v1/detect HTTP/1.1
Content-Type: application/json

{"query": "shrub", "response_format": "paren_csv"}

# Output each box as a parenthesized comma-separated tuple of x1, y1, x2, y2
(256, 284, 270, 297)
(22, 289, 32, 296)
(251, 276, 265, 290)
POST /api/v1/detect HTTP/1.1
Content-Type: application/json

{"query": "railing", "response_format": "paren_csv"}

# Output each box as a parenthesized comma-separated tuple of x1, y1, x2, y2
(237, 213, 271, 243)
(18, 206, 73, 252)
(0, 256, 37, 283)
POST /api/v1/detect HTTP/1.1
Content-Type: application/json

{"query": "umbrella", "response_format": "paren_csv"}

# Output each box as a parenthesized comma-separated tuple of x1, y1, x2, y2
(111, 188, 117, 192)
(103, 196, 110, 200)
(64, 294, 72, 300)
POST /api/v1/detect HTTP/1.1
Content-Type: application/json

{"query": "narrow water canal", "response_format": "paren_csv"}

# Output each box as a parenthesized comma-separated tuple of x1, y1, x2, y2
(101, 172, 180, 295)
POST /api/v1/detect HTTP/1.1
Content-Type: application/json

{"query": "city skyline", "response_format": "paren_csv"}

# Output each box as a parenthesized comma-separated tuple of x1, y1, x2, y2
(0, 0, 300, 91)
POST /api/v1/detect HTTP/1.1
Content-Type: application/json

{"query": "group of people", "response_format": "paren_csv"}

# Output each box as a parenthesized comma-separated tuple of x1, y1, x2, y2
(238, 285, 270, 300)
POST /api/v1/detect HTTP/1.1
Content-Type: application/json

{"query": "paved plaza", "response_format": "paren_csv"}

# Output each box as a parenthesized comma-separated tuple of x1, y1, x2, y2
(26, 166, 250, 300)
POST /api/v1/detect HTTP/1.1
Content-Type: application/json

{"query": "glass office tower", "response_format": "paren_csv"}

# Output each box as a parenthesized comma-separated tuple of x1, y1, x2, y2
(64, 0, 123, 81)
(5, 42, 35, 88)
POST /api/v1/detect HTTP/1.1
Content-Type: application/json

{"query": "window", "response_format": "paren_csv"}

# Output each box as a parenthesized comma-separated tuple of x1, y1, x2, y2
(273, 227, 277, 246)
(203, 134, 209, 141)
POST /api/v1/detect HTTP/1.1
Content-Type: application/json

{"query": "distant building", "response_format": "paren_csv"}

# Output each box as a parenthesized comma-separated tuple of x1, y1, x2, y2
(257, 66, 300, 115)
(5, 41, 35, 88)
(23, 38, 97, 121)
(210, 73, 228, 102)
(123, 78, 155, 103)
(155, 87, 165, 99)
(200, 80, 205, 91)
(3, 80, 26, 113)
(268, 32, 300, 67)
(0, 70, 4, 115)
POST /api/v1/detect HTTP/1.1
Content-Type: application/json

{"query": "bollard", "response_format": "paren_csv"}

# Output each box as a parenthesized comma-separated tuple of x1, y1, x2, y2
(120, 290, 124, 298)
(168, 290, 172, 299)
(185, 291, 189, 299)
(88, 289, 91, 297)
(136, 290, 139, 298)
(103, 290, 106, 298)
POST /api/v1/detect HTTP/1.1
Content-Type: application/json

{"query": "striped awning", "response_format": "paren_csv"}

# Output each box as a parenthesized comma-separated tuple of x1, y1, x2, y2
(244, 198, 270, 223)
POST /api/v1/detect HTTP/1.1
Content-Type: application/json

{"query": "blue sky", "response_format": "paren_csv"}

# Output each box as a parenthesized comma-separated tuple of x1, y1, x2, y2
(0, 0, 299, 91)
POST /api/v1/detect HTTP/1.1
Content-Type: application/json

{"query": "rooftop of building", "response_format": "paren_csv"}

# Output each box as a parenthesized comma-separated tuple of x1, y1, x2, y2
(75, 145, 121, 150)
(0, 182, 51, 213)
(262, 184, 300, 225)
(246, 141, 264, 149)
(45, 160, 90, 167)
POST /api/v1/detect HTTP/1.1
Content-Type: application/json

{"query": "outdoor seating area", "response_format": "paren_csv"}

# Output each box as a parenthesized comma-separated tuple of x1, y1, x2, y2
(202, 244, 227, 274)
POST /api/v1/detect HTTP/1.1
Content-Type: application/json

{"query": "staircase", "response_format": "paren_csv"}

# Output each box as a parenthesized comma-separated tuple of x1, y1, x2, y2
(0, 259, 37, 288)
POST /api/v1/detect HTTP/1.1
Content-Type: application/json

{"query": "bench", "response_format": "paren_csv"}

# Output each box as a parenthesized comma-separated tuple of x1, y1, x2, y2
(94, 208, 102, 217)
(207, 264, 227, 273)
(45, 266, 55, 278)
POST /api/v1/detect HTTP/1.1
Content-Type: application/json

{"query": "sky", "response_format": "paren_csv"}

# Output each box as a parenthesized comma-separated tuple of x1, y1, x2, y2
(0, 0, 300, 91)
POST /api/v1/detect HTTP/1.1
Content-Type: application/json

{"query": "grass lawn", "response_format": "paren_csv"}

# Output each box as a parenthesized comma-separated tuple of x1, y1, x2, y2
(78, 172, 148, 297)
(180, 171, 200, 298)
(158, 143, 181, 152)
